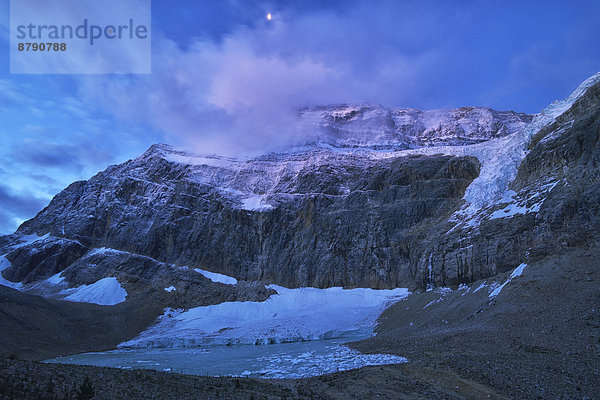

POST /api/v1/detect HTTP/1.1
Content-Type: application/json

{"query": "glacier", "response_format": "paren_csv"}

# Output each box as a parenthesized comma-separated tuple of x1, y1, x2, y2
(147, 72, 599, 233)
(120, 284, 409, 348)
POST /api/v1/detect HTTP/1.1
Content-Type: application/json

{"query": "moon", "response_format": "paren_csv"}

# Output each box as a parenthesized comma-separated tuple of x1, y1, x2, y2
(266, 13, 272, 21)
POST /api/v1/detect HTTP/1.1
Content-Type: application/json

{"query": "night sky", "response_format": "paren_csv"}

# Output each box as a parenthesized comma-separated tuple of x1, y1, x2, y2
(1, 0, 600, 233)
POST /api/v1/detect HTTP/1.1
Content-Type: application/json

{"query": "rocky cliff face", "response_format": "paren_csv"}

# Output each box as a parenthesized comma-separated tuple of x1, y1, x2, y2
(10, 149, 480, 289)
(2, 76, 599, 293)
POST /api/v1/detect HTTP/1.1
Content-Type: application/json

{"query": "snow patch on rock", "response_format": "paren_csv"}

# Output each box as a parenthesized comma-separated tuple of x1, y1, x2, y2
(194, 268, 238, 285)
(488, 180, 560, 220)
(0, 256, 23, 290)
(489, 263, 527, 299)
(9, 233, 50, 250)
(473, 282, 487, 293)
(241, 195, 273, 211)
(163, 152, 241, 169)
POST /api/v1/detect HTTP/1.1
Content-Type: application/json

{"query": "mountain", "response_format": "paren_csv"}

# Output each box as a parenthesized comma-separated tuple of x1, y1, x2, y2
(2, 70, 600, 296)
(1, 72, 599, 298)
(0, 106, 534, 294)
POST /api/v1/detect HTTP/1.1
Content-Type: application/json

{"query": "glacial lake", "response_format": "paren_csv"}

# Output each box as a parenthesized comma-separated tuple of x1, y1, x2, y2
(46, 336, 407, 379)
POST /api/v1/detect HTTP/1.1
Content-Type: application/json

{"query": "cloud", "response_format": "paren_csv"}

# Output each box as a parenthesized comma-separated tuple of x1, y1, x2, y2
(77, 2, 446, 155)
(0, 78, 156, 233)
(82, 1, 600, 155)
(27, 174, 61, 186)
(0, 183, 48, 234)
(13, 139, 114, 172)
(74, 0, 600, 156)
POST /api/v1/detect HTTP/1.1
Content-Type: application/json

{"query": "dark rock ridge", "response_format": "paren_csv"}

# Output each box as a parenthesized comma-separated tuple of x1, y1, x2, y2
(3, 236, 87, 284)
(0, 234, 273, 309)
(2, 77, 599, 290)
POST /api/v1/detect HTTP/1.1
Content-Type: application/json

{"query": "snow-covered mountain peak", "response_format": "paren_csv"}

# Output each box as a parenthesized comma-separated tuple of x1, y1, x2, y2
(135, 70, 600, 224)
(139, 102, 533, 174)
(127, 102, 534, 215)
(299, 104, 532, 150)
(7, 71, 600, 293)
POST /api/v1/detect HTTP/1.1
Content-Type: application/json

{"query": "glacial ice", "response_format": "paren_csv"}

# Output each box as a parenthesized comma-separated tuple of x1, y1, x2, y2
(48, 338, 408, 379)
(369, 72, 600, 228)
(241, 345, 407, 379)
(120, 285, 409, 348)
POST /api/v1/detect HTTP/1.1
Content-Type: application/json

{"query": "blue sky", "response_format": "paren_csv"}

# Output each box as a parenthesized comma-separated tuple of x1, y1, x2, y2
(1, 0, 600, 233)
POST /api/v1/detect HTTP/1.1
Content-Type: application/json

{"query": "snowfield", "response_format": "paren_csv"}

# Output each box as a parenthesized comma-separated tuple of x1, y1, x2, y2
(120, 284, 410, 348)
(63, 277, 127, 306)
